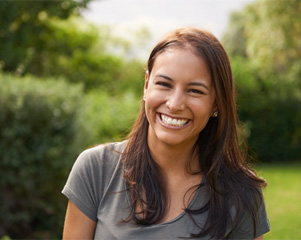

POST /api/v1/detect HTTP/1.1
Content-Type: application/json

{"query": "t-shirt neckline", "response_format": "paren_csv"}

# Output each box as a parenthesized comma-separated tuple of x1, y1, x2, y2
(124, 174, 206, 226)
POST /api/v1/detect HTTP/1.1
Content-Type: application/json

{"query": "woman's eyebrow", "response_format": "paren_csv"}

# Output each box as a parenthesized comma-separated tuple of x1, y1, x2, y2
(187, 82, 209, 90)
(155, 74, 173, 81)
(155, 74, 209, 90)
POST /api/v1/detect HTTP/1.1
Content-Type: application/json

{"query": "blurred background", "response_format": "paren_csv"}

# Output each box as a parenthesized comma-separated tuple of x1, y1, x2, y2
(0, 0, 300, 239)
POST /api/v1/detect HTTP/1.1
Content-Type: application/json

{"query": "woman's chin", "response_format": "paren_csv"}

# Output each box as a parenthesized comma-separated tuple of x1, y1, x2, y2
(154, 132, 196, 148)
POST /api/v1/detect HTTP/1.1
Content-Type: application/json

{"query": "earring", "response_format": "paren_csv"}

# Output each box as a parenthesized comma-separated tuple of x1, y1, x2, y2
(143, 95, 146, 101)
(213, 111, 218, 117)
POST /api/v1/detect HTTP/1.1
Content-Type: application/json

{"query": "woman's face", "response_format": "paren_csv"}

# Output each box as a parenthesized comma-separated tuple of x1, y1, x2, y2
(144, 48, 217, 148)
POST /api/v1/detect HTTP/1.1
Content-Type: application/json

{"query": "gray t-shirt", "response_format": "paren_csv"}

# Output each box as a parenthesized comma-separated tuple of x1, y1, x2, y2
(62, 141, 270, 239)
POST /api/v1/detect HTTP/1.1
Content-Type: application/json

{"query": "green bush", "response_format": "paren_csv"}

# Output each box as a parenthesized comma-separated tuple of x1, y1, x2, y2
(232, 57, 301, 162)
(81, 89, 141, 146)
(0, 73, 85, 238)
(239, 98, 301, 162)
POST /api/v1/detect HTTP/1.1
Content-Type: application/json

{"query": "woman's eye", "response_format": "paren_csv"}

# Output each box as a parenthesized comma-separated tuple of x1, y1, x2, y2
(157, 82, 171, 88)
(189, 89, 204, 94)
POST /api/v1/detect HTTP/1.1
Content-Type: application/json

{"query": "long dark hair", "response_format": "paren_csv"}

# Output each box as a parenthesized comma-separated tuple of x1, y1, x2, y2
(122, 28, 266, 238)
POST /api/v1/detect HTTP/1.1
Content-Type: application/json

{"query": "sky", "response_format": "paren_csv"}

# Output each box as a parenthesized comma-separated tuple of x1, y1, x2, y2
(82, 0, 254, 58)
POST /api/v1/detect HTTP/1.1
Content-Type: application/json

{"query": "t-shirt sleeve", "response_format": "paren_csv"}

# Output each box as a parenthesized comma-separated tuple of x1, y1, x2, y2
(62, 146, 106, 221)
(228, 188, 270, 239)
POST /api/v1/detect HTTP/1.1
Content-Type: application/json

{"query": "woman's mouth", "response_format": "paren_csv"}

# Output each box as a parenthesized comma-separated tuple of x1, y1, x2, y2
(160, 113, 189, 127)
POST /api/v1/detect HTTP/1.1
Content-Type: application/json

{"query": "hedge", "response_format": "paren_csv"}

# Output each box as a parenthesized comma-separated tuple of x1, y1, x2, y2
(232, 57, 301, 162)
(80, 89, 140, 146)
(0, 73, 84, 238)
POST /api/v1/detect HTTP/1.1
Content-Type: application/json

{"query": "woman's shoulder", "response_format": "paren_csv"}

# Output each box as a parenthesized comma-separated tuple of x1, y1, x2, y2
(78, 140, 127, 162)
(62, 141, 128, 221)
(71, 141, 127, 174)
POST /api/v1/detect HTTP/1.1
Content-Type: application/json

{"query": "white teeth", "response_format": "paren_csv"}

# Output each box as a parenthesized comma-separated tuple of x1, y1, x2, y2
(161, 114, 188, 127)
(167, 118, 172, 125)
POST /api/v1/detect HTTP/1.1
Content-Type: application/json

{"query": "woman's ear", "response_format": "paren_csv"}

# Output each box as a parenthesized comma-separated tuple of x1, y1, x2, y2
(213, 105, 218, 113)
(212, 102, 218, 116)
(144, 70, 149, 96)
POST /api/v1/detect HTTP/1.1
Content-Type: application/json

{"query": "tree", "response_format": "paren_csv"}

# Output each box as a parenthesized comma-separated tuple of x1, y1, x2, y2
(223, 0, 301, 94)
(0, 0, 91, 73)
(222, 0, 301, 161)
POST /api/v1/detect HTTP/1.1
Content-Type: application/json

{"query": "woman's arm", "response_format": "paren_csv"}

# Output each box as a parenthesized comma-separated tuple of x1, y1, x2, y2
(255, 235, 264, 240)
(63, 200, 97, 239)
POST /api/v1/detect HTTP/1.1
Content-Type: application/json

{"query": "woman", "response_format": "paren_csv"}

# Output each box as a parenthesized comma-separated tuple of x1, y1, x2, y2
(62, 28, 270, 239)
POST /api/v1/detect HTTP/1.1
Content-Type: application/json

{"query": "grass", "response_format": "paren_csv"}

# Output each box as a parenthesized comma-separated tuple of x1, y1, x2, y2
(256, 162, 301, 239)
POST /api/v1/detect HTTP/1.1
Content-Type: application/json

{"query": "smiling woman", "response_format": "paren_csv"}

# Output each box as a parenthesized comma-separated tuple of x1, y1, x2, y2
(62, 27, 270, 239)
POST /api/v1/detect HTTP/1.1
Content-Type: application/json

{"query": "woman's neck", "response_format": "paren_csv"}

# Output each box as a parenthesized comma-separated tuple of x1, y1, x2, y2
(147, 138, 200, 176)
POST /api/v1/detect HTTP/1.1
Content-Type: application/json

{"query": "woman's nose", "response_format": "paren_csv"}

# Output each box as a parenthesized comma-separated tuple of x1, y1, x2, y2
(166, 90, 185, 112)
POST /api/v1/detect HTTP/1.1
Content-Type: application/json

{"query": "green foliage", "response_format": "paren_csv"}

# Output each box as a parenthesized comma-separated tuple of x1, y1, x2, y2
(0, 0, 147, 94)
(25, 17, 99, 78)
(223, 0, 301, 92)
(116, 59, 145, 96)
(0, 0, 91, 73)
(243, 0, 301, 73)
(0, 69, 143, 237)
(241, 99, 301, 161)
(232, 56, 301, 161)
(222, 12, 248, 58)
(223, 0, 301, 162)
(0, 73, 85, 238)
(37, 19, 145, 93)
(0, 236, 11, 240)
(1, 11, 146, 92)
(0, 3, 146, 236)
(16, 17, 124, 91)
(80, 90, 141, 147)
